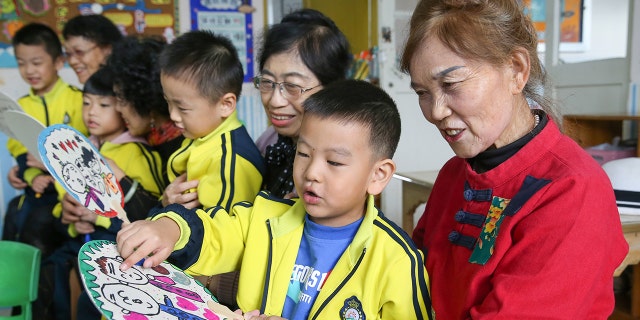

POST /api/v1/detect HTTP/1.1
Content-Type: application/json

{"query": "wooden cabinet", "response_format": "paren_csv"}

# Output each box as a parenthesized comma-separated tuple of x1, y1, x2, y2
(562, 114, 640, 157)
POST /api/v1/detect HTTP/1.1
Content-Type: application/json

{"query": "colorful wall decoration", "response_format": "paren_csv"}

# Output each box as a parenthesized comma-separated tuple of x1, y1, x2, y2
(524, 0, 587, 52)
(0, 0, 178, 67)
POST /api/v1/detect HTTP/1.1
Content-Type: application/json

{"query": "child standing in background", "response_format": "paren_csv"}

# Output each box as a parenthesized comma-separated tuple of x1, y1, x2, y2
(3, 22, 87, 258)
(117, 80, 434, 319)
(42, 67, 164, 320)
(158, 30, 264, 211)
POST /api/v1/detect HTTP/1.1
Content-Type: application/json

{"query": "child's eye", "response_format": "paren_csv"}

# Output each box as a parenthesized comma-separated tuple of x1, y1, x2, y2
(296, 151, 309, 158)
(327, 160, 344, 167)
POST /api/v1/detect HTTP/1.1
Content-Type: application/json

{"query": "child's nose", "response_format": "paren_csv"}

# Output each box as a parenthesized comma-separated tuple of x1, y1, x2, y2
(303, 159, 321, 182)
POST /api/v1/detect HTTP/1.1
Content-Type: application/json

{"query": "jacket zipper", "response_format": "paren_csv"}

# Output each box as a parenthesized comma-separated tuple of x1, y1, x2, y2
(260, 219, 274, 312)
(310, 247, 367, 320)
(41, 96, 50, 126)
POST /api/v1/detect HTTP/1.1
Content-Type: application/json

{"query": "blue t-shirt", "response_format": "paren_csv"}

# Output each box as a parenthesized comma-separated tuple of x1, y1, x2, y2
(281, 215, 362, 320)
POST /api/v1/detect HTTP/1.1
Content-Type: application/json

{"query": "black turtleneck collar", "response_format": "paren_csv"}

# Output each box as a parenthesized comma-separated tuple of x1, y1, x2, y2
(468, 110, 547, 173)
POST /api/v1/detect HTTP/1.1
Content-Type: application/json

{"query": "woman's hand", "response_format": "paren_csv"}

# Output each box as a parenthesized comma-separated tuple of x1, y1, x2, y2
(7, 165, 27, 189)
(161, 173, 200, 208)
(116, 217, 181, 271)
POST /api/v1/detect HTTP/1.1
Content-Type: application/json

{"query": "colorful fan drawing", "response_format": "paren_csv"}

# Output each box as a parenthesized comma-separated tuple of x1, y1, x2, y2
(78, 240, 241, 320)
(38, 124, 123, 218)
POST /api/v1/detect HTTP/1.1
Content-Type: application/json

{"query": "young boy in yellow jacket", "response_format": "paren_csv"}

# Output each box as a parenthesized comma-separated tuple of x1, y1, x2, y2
(158, 30, 264, 211)
(3, 23, 87, 257)
(117, 80, 434, 320)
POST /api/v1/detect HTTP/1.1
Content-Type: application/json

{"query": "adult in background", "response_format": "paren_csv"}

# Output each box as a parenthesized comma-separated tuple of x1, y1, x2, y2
(62, 14, 122, 84)
(253, 8, 351, 199)
(401, 0, 628, 318)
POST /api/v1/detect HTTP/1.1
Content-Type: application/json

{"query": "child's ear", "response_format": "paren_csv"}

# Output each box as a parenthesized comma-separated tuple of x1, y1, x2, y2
(218, 93, 237, 118)
(54, 55, 65, 72)
(367, 158, 396, 196)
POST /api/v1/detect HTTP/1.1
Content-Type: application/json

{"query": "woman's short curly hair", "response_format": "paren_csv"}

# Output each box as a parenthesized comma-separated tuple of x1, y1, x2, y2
(107, 36, 168, 118)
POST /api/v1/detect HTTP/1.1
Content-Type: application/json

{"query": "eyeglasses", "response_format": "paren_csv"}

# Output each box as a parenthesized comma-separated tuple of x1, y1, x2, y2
(253, 76, 320, 101)
(64, 45, 97, 60)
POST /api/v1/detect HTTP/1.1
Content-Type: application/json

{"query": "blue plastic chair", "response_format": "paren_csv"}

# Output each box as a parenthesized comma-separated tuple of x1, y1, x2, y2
(0, 241, 41, 320)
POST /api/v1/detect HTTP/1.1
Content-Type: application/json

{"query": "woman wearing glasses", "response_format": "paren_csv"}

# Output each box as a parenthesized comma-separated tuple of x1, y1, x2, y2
(62, 14, 122, 84)
(253, 8, 351, 199)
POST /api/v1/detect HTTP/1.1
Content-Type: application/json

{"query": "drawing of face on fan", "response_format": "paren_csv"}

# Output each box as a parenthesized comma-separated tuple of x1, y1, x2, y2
(60, 159, 105, 211)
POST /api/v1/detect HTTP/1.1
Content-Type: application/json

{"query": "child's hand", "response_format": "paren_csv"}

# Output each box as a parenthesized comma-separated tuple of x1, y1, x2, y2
(26, 153, 47, 171)
(61, 193, 88, 224)
(7, 165, 27, 190)
(116, 217, 180, 271)
(31, 174, 54, 194)
(80, 209, 98, 224)
(74, 221, 95, 234)
(161, 173, 200, 208)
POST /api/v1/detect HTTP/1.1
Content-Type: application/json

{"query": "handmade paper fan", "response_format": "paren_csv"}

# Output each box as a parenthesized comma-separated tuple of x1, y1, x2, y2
(38, 124, 126, 220)
(0, 91, 24, 139)
(78, 240, 242, 320)
(4, 110, 46, 163)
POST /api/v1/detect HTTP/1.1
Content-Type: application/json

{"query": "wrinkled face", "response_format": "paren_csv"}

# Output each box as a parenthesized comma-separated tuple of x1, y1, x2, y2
(64, 36, 111, 84)
(408, 35, 521, 158)
(294, 115, 376, 227)
(114, 95, 151, 137)
(259, 51, 321, 139)
(162, 74, 229, 140)
(15, 43, 63, 96)
(83, 93, 125, 144)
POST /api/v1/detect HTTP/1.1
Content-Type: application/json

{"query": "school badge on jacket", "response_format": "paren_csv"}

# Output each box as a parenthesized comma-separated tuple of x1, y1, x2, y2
(340, 296, 365, 320)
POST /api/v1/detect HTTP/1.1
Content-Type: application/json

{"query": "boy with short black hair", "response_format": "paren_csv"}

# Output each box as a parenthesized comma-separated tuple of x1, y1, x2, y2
(3, 22, 87, 255)
(158, 30, 264, 210)
(117, 80, 434, 319)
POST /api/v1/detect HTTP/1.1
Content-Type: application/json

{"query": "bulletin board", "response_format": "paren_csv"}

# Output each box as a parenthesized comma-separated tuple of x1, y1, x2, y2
(190, 0, 254, 82)
(0, 0, 179, 67)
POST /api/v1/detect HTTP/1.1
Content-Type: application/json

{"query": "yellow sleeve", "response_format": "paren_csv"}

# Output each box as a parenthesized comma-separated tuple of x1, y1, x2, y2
(6, 138, 28, 158)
